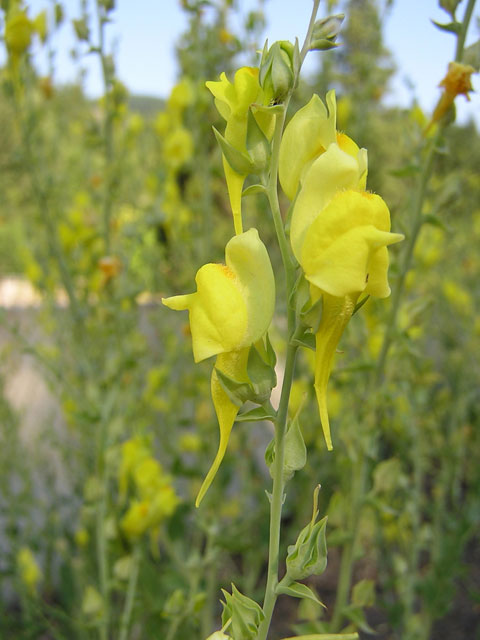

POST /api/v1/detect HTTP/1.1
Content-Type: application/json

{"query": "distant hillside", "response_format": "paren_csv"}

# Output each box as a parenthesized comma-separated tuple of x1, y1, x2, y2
(128, 94, 165, 117)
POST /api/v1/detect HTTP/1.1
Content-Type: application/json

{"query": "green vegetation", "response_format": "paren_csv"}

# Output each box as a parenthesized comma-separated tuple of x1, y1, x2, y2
(0, 0, 479, 639)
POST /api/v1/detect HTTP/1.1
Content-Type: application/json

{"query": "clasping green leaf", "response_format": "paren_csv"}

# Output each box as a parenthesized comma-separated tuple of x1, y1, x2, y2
(221, 584, 264, 640)
(285, 486, 328, 581)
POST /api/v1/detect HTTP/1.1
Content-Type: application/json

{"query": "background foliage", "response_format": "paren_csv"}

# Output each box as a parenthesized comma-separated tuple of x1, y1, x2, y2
(0, 0, 479, 638)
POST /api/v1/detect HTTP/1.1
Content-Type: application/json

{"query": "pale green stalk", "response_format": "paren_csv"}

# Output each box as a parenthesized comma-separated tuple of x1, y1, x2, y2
(330, 0, 477, 630)
(256, 342, 298, 640)
(256, 5, 321, 637)
(95, 389, 117, 640)
(118, 545, 141, 640)
(95, 0, 115, 255)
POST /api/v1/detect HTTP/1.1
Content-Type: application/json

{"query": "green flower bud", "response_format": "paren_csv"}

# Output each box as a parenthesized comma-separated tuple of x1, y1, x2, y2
(310, 13, 344, 51)
(72, 17, 89, 42)
(285, 486, 328, 581)
(221, 585, 264, 640)
(259, 40, 296, 103)
(5, 12, 33, 56)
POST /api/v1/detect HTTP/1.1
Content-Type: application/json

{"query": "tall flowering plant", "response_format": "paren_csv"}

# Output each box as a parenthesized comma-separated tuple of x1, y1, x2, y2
(163, 2, 403, 637)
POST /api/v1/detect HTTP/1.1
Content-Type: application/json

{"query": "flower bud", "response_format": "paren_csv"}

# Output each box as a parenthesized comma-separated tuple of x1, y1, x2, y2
(310, 13, 344, 51)
(5, 12, 33, 56)
(221, 585, 264, 640)
(285, 487, 328, 581)
(259, 40, 296, 103)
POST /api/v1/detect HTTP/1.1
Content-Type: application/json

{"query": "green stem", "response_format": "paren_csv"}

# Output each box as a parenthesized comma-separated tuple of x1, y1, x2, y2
(95, 0, 115, 254)
(96, 462, 109, 640)
(256, 5, 321, 637)
(402, 421, 423, 634)
(266, 109, 295, 294)
(374, 0, 476, 386)
(455, 0, 477, 62)
(374, 133, 437, 386)
(299, 0, 321, 65)
(201, 531, 218, 639)
(118, 545, 141, 640)
(256, 342, 298, 640)
(95, 391, 117, 640)
(330, 450, 366, 632)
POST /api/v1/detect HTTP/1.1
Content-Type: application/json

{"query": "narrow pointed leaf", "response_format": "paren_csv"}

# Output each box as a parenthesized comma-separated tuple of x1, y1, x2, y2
(213, 127, 254, 175)
(292, 332, 316, 351)
(236, 405, 276, 423)
(280, 634, 359, 640)
(431, 19, 461, 34)
(276, 581, 326, 607)
(215, 367, 252, 406)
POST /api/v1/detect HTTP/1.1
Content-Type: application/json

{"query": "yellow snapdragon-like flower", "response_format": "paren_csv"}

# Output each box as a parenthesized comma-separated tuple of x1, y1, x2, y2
(300, 191, 402, 299)
(118, 436, 151, 498)
(118, 437, 179, 540)
(163, 228, 274, 361)
(206, 67, 274, 235)
(168, 77, 195, 113)
(163, 228, 275, 504)
(280, 92, 403, 450)
(17, 547, 42, 593)
(121, 485, 178, 540)
(427, 61, 476, 131)
(5, 11, 33, 56)
(163, 126, 194, 170)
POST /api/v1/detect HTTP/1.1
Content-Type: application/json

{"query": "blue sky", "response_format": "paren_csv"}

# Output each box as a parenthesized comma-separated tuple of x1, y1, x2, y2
(3, 0, 479, 124)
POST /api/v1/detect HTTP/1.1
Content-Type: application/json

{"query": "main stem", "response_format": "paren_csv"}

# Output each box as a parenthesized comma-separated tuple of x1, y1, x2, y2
(118, 545, 141, 640)
(256, 5, 322, 636)
(257, 342, 298, 640)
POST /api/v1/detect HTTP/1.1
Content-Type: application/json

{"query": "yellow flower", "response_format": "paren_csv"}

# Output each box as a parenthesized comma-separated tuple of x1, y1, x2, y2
(279, 90, 367, 206)
(427, 62, 476, 131)
(305, 193, 403, 450)
(82, 586, 104, 619)
(121, 485, 179, 540)
(163, 127, 194, 170)
(206, 68, 274, 234)
(132, 457, 176, 503)
(179, 432, 202, 453)
(163, 229, 275, 504)
(168, 77, 195, 112)
(74, 528, 89, 548)
(121, 500, 150, 539)
(162, 228, 275, 362)
(33, 10, 48, 43)
(5, 11, 33, 56)
(118, 436, 151, 498)
(300, 191, 403, 299)
(282, 93, 403, 450)
(17, 547, 42, 593)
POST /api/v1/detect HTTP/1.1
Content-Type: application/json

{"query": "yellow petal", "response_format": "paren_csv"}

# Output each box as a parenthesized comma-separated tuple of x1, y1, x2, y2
(301, 191, 404, 297)
(196, 348, 249, 506)
(206, 72, 233, 120)
(231, 67, 261, 115)
(225, 228, 275, 346)
(206, 67, 261, 122)
(314, 292, 357, 450)
(364, 246, 392, 298)
(279, 91, 337, 201)
(290, 144, 362, 260)
(223, 158, 245, 235)
(162, 229, 275, 361)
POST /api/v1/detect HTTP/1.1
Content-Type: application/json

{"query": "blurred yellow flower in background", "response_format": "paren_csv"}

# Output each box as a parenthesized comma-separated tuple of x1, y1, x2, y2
(17, 547, 42, 593)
